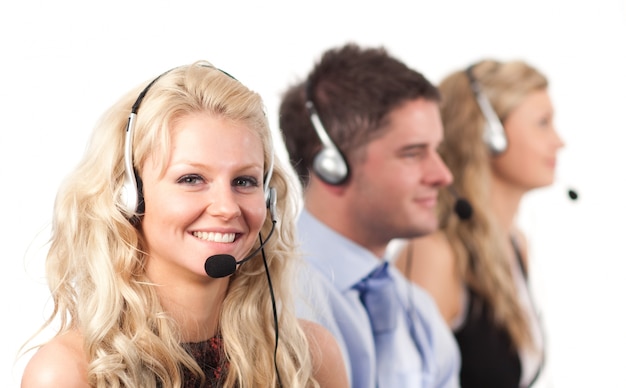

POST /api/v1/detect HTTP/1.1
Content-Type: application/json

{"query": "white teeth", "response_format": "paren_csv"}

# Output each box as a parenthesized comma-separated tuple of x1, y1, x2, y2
(192, 231, 236, 243)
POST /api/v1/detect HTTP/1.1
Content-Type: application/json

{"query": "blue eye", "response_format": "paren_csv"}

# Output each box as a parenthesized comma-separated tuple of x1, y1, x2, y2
(234, 176, 259, 188)
(177, 174, 204, 185)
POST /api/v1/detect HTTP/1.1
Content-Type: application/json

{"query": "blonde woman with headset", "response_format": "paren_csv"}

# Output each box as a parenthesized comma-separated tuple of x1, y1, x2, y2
(20, 61, 347, 387)
(396, 59, 564, 388)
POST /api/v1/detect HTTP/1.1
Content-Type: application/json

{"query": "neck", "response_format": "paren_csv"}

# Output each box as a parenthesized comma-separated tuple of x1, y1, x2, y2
(304, 184, 388, 258)
(490, 173, 526, 233)
(148, 269, 229, 342)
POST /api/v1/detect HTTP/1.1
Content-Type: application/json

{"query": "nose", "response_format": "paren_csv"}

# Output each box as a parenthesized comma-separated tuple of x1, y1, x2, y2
(207, 181, 242, 220)
(553, 127, 565, 150)
(425, 152, 453, 188)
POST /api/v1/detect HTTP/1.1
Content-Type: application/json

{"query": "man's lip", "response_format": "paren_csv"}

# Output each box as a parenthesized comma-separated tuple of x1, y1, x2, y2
(416, 196, 438, 207)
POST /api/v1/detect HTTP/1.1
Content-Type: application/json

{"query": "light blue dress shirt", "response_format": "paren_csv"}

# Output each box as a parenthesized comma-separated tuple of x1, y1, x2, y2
(295, 209, 461, 388)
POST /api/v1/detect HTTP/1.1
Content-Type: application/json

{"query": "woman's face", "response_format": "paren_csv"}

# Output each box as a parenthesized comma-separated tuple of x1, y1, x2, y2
(491, 89, 564, 192)
(140, 112, 267, 282)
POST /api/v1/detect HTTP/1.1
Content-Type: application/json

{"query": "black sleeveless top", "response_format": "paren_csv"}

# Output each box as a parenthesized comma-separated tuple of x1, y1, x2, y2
(180, 335, 228, 388)
(454, 288, 521, 387)
(454, 241, 541, 388)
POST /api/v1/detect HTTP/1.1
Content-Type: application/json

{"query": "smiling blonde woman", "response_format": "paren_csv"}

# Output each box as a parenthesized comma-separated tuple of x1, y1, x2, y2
(20, 61, 347, 388)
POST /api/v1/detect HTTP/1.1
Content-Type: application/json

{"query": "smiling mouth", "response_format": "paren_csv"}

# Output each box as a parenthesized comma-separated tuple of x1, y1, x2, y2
(416, 197, 437, 207)
(192, 231, 236, 243)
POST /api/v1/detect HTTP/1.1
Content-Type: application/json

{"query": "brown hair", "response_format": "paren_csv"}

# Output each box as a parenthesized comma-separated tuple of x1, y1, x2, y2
(279, 42, 440, 187)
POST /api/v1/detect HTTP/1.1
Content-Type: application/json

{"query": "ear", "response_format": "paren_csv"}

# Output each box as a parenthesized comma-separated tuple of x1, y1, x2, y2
(310, 174, 350, 196)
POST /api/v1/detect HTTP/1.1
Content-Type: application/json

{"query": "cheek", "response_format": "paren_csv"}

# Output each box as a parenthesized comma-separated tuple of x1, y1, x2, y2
(143, 191, 204, 234)
(503, 121, 550, 161)
(144, 190, 195, 218)
(491, 142, 544, 186)
(245, 201, 269, 233)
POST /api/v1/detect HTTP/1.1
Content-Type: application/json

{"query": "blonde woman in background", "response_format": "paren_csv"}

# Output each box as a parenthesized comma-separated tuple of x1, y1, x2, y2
(396, 59, 564, 388)
(20, 61, 347, 387)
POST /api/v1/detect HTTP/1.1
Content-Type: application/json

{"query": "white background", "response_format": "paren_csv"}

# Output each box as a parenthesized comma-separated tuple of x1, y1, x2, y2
(1, 1, 624, 387)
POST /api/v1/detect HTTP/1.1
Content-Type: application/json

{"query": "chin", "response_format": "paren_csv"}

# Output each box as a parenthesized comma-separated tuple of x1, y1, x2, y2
(410, 220, 438, 237)
(538, 176, 556, 188)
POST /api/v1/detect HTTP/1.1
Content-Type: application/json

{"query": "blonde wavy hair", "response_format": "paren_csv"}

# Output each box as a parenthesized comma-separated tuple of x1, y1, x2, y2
(437, 59, 548, 351)
(24, 61, 316, 387)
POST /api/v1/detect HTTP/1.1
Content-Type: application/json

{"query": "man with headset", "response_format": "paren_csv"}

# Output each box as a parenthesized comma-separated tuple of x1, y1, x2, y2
(279, 43, 461, 387)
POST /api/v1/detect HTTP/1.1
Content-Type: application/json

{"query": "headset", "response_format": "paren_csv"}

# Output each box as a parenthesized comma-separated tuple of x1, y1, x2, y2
(304, 79, 350, 185)
(118, 62, 282, 385)
(465, 64, 508, 155)
(119, 63, 275, 220)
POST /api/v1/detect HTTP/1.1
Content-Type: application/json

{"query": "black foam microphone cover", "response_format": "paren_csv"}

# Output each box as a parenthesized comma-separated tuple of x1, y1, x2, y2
(454, 197, 474, 220)
(204, 254, 237, 278)
(204, 216, 277, 279)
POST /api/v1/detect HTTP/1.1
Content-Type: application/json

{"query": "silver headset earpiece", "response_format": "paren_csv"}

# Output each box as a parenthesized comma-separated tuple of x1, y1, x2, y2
(263, 150, 274, 203)
(262, 139, 278, 223)
(120, 111, 140, 216)
(267, 186, 277, 223)
(304, 82, 350, 185)
(466, 65, 508, 155)
(119, 69, 173, 219)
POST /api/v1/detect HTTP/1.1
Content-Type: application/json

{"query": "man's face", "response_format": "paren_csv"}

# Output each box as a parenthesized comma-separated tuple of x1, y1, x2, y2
(344, 98, 453, 255)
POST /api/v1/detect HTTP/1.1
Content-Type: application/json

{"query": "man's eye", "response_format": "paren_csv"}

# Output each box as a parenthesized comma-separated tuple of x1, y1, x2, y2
(402, 150, 425, 159)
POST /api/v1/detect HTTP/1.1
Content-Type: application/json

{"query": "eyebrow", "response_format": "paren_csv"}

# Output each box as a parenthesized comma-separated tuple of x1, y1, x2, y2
(397, 143, 429, 153)
(169, 160, 263, 174)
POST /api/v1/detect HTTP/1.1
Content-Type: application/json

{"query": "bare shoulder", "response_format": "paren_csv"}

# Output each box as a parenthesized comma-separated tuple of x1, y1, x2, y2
(299, 319, 349, 388)
(21, 330, 89, 388)
(395, 230, 462, 325)
(395, 230, 455, 281)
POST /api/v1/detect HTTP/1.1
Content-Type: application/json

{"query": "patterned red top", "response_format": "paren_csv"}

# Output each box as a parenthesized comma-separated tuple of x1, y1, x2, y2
(181, 335, 228, 387)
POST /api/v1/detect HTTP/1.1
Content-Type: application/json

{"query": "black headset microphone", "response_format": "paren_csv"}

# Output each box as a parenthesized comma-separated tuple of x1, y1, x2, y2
(204, 187, 278, 278)
(450, 185, 576, 222)
(567, 188, 579, 201)
(450, 188, 474, 221)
